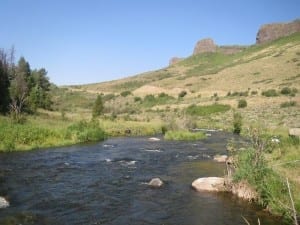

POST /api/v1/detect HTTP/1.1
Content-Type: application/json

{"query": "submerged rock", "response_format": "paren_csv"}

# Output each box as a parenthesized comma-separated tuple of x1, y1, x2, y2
(148, 178, 164, 187)
(192, 177, 226, 192)
(213, 155, 228, 163)
(149, 137, 160, 141)
(0, 197, 9, 208)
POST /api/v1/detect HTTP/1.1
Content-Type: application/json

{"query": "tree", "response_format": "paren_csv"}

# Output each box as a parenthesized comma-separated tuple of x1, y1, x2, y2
(92, 95, 104, 118)
(9, 57, 31, 118)
(233, 112, 242, 135)
(0, 49, 10, 113)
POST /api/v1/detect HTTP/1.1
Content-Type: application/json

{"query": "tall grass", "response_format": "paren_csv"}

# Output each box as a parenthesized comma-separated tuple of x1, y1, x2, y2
(164, 130, 206, 141)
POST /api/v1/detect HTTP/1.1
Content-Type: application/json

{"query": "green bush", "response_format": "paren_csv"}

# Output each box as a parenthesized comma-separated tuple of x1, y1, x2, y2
(237, 99, 247, 108)
(178, 90, 187, 98)
(233, 112, 242, 134)
(280, 87, 292, 95)
(262, 89, 279, 97)
(164, 130, 206, 141)
(120, 91, 132, 97)
(280, 101, 297, 108)
(186, 104, 231, 116)
(67, 120, 106, 142)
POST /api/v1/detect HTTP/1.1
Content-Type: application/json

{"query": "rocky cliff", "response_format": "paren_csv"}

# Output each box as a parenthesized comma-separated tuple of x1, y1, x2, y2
(256, 19, 300, 44)
(193, 38, 217, 55)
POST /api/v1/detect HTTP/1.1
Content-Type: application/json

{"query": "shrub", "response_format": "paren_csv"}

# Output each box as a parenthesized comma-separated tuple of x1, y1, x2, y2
(280, 101, 297, 108)
(251, 90, 258, 95)
(280, 87, 292, 95)
(237, 99, 247, 108)
(262, 89, 278, 97)
(178, 90, 187, 98)
(67, 120, 106, 142)
(134, 96, 142, 102)
(186, 104, 231, 116)
(233, 112, 242, 135)
(120, 91, 132, 97)
(92, 95, 104, 118)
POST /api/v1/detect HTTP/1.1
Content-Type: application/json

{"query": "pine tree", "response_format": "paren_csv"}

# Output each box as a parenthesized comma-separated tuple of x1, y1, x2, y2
(92, 95, 104, 118)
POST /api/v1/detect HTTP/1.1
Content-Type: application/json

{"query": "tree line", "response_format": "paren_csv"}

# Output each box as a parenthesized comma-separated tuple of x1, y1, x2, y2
(0, 48, 52, 121)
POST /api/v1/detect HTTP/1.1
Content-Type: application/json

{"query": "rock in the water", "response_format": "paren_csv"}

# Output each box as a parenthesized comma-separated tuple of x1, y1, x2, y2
(0, 197, 9, 208)
(149, 137, 160, 141)
(213, 155, 228, 163)
(289, 128, 300, 137)
(193, 38, 217, 55)
(148, 178, 164, 187)
(192, 177, 225, 192)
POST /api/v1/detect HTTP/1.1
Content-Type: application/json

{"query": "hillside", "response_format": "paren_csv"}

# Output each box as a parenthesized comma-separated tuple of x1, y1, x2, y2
(60, 32, 300, 130)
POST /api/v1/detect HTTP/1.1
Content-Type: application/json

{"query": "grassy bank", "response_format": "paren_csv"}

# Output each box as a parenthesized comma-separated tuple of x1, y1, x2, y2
(230, 128, 300, 223)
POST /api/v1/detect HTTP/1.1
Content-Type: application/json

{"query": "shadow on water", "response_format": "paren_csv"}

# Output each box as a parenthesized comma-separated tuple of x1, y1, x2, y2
(0, 133, 285, 225)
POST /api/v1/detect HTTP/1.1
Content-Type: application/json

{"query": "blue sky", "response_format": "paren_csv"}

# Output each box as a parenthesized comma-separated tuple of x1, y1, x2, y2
(1, 0, 299, 85)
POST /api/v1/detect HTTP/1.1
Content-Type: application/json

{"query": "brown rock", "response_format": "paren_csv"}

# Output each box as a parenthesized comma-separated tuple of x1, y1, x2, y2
(256, 19, 300, 44)
(193, 38, 217, 55)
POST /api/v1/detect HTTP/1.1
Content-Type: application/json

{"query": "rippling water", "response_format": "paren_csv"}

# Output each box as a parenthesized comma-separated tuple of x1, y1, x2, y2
(0, 133, 285, 225)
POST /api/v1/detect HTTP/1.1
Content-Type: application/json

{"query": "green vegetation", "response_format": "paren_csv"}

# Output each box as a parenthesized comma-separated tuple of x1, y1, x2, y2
(231, 128, 300, 222)
(262, 89, 279, 97)
(141, 93, 175, 107)
(120, 90, 132, 97)
(280, 101, 297, 108)
(92, 95, 104, 117)
(232, 112, 242, 134)
(237, 99, 247, 108)
(164, 130, 206, 141)
(0, 117, 106, 151)
(186, 104, 231, 116)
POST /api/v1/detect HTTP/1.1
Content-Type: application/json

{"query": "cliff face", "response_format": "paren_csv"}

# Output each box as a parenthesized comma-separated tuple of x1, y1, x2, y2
(193, 38, 217, 55)
(256, 19, 300, 44)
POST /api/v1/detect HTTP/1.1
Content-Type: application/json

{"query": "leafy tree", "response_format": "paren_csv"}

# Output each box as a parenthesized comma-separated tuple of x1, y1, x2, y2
(92, 95, 104, 117)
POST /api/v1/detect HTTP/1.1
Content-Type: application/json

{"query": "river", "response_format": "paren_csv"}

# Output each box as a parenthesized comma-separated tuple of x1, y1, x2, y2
(0, 133, 284, 224)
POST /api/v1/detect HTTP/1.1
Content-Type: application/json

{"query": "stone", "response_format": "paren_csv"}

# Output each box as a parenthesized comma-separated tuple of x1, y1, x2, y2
(256, 19, 300, 44)
(193, 38, 217, 55)
(192, 177, 225, 192)
(149, 137, 160, 141)
(213, 154, 228, 163)
(148, 178, 164, 187)
(0, 197, 9, 209)
(289, 128, 300, 137)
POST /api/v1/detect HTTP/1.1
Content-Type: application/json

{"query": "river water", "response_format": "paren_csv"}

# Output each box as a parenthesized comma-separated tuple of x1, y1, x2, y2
(0, 133, 285, 225)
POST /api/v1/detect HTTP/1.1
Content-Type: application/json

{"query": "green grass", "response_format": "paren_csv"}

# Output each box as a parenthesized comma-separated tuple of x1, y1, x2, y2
(186, 104, 231, 116)
(0, 116, 105, 151)
(164, 130, 206, 141)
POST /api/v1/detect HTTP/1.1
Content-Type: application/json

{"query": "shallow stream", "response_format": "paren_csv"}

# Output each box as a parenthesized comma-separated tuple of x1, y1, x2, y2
(0, 133, 284, 224)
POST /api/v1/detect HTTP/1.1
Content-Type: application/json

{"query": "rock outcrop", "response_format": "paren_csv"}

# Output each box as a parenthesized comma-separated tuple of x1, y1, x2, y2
(256, 19, 300, 44)
(0, 197, 9, 208)
(192, 177, 226, 192)
(169, 57, 184, 66)
(148, 178, 164, 187)
(193, 38, 217, 55)
(289, 128, 300, 137)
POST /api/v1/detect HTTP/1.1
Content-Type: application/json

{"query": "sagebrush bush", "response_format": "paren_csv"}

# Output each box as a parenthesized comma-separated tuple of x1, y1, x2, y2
(233, 112, 242, 134)
(280, 101, 297, 108)
(237, 99, 247, 108)
(262, 89, 278, 97)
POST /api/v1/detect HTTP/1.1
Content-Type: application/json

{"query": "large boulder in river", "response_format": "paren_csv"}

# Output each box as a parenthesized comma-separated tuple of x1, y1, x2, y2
(148, 178, 164, 187)
(0, 197, 9, 208)
(192, 177, 226, 192)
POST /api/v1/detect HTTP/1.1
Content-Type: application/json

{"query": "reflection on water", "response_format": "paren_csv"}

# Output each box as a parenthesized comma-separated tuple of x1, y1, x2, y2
(0, 133, 285, 225)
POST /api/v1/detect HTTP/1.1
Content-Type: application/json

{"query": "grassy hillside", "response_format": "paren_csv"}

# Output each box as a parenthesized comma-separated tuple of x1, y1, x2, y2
(58, 32, 300, 131)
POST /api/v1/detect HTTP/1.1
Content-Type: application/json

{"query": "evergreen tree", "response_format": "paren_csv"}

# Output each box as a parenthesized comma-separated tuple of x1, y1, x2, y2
(0, 52, 10, 113)
(92, 95, 104, 118)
